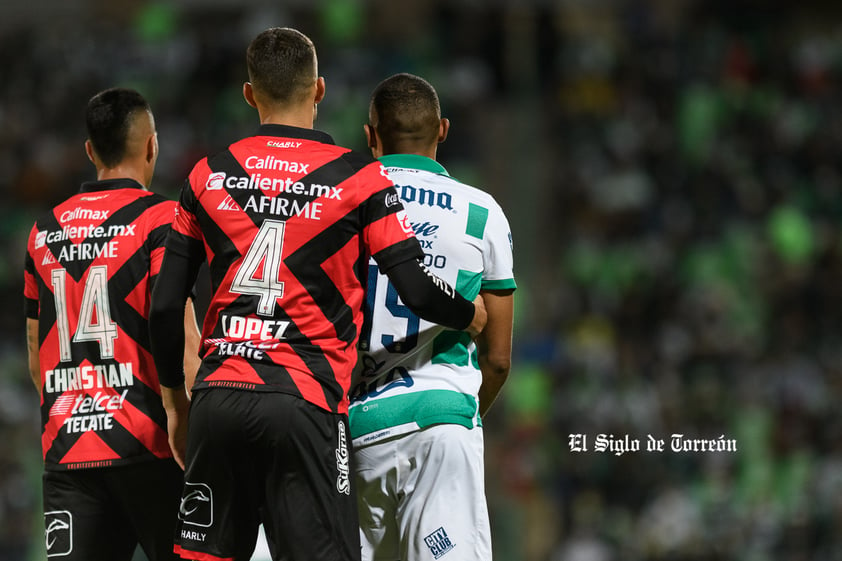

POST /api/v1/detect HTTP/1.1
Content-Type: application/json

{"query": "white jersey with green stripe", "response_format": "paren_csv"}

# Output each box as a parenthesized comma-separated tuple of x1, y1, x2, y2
(349, 154, 516, 447)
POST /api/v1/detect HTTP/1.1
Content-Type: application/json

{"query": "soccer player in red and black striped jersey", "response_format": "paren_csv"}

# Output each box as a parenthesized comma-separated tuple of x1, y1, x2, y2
(24, 88, 202, 561)
(148, 27, 486, 561)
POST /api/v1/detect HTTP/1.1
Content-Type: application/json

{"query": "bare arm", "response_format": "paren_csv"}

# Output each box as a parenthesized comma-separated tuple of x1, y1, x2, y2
(161, 384, 190, 469)
(476, 289, 514, 417)
(26, 318, 40, 391)
(183, 297, 202, 397)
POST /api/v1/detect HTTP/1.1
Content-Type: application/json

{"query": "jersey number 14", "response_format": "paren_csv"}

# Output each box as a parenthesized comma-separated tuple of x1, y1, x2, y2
(50, 266, 118, 361)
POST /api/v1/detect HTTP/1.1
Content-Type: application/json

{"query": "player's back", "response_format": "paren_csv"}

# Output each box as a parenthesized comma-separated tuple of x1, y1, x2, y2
(24, 179, 176, 469)
(176, 125, 415, 414)
(349, 154, 516, 446)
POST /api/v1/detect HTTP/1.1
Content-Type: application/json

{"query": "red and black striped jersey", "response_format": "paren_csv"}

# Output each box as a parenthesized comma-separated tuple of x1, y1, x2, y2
(24, 179, 176, 471)
(167, 124, 421, 414)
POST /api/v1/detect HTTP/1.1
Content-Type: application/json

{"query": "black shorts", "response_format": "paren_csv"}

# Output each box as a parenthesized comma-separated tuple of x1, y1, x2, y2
(175, 388, 359, 561)
(42, 458, 183, 561)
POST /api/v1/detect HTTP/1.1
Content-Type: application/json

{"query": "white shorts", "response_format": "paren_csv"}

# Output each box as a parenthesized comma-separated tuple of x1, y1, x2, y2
(353, 424, 491, 561)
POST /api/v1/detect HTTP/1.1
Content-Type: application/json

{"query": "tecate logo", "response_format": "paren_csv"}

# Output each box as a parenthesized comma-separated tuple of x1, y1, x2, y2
(206, 172, 226, 191)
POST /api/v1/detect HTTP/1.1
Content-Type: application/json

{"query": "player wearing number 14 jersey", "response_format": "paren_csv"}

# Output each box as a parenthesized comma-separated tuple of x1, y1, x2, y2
(24, 88, 200, 561)
(148, 28, 485, 561)
(350, 73, 516, 561)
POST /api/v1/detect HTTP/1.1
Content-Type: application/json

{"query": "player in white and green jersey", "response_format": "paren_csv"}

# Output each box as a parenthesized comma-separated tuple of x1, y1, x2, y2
(350, 73, 516, 561)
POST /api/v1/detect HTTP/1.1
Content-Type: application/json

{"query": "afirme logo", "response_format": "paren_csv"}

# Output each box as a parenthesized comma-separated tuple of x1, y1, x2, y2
(423, 527, 455, 559)
(45, 510, 72, 557)
(217, 195, 242, 212)
(179, 482, 213, 528)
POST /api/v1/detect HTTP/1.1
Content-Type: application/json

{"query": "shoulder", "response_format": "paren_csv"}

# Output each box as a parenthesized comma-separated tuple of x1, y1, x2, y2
(131, 190, 177, 214)
(402, 168, 506, 212)
(450, 177, 508, 219)
(140, 191, 174, 206)
(337, 148, 379, 174)
(131, 192, 178, 230)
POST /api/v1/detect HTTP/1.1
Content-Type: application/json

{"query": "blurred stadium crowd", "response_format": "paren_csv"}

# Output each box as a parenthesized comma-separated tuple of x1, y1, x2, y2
(1, 1, 842, 560)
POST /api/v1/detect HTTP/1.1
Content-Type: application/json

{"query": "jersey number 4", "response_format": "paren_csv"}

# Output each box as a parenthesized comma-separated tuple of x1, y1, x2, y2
(231, 220, 286, 317)
(50, 266, 118, 361)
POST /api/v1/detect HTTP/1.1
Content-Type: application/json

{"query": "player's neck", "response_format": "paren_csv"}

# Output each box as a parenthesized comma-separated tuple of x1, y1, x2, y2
(384, 146, 438, 160)
(257, 104, 317, 130)
(96, 164, 148, 188)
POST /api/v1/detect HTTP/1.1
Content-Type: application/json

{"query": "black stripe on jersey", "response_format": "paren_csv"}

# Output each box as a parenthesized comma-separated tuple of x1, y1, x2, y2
(245, 358, 304, 400)
(109, 247, 154, 350)
(285, 213, 363, 344)
(337, 148, 377, 173)
(195, 214, 240, 293)
(121, 377, 169, 431)
(147, 222, 171, 255)
(34, 285, 55, 348)
(362, 186, 404, 224)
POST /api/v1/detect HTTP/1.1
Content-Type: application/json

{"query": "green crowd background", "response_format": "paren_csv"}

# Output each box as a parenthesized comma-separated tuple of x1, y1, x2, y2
(1, 1, 841, 560)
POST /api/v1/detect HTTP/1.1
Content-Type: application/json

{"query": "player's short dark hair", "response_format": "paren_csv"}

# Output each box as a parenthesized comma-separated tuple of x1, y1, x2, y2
(85, 88, 151, 168)
(369, 73, 441, 153)
(247, 27, 317, 105)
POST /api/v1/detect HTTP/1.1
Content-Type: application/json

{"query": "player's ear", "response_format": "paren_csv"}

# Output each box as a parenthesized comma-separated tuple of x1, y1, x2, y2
(314, 76, 326, 105)
(438, 118, 450, 144)
(84, 140, 96, 165)
(146, 132, 158, 165)
(243, 82, 258, 108)
(364, 124, 376, 149)
(364, 123, 382, 158)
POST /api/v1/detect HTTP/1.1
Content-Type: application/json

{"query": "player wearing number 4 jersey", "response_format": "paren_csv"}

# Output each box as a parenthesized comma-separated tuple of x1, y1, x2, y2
(148, 28, 486, 561)
(351, 73, 516, 561)
(23, 88, 201, 561)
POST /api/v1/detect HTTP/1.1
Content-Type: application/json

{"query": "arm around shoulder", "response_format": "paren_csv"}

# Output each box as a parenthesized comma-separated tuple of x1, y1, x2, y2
(384, 258, 485, 335)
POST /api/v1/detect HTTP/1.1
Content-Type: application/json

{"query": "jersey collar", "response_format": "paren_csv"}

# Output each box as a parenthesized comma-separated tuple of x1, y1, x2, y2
(379, 154, 450, 176)
(79, 178, 145, 193)
(257, 123, 335, 144)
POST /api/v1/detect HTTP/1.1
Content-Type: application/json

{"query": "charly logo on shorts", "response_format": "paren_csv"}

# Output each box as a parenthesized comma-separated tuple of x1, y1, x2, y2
(335, 421, 350, 495)
(45, 510, 72, 557)
(424, 527, 455, 559)
(179, 482, 213, 527)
